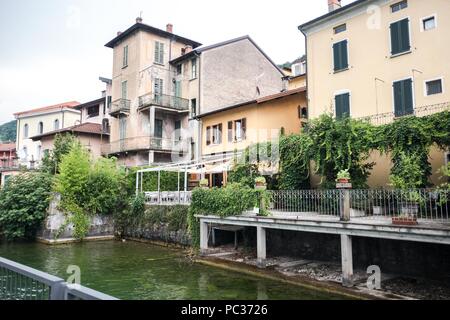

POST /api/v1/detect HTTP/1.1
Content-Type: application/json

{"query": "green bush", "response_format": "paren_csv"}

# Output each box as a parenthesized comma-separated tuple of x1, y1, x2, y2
(188, 183, 262, 248)
(53, 141, 126, 239)
(41, 133, 77, 175)
(0, 172, 53, 240)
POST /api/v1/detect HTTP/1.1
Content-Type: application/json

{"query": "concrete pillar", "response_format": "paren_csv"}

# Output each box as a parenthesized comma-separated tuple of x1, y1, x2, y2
(200, 220, 209, 255)
(256, 226, 266, 268)
(340, 190, 351, 221)
(340, 234, 354, 287)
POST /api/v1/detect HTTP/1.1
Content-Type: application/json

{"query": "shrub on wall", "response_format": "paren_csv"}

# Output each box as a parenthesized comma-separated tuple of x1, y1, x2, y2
(188, 183, 263, 248)
(0, 172, 53, 240)
(53, 141, 126, 239)
(125, 167, 185, 194)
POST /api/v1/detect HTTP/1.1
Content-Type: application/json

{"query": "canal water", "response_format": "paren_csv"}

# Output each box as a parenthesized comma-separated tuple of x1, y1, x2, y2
(0, 241, 348, 300)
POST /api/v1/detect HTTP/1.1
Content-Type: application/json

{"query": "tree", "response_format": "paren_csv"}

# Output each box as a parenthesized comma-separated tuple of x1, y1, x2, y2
(41, 133, 77, 174)
(0, 172, 52, 240)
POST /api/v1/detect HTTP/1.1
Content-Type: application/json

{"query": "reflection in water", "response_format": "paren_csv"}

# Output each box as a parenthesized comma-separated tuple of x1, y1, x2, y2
(0, 241, 347, 300)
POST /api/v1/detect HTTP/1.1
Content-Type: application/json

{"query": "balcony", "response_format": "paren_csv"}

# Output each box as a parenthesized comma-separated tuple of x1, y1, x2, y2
(138, 93, 189, 112)
(109, 99, 131, 118)
(101, 136, 181, 155)
(356, 102, 450, 126)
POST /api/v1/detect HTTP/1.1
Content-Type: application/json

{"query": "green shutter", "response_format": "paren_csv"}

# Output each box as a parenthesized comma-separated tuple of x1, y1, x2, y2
(335, 93, 350, 119)
(333, 41, 348, 71)
(393, 79, 413, 117)
(391, 19, 410, 55)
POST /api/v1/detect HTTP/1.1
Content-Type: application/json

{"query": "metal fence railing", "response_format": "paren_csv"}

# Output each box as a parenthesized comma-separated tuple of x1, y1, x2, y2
(0, 257, 117, 300)
(269, 189, 343, 217)
(145, 191, 192, 205)
(268, 189, 450, 222)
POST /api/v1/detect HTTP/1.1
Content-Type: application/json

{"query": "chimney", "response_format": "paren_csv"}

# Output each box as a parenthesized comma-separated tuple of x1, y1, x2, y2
(184, 45, 192, 54)
(328, 0, 342, 12)
(166, 23, 173, 33)
(136, 17, 143, 24)
(117, 31, 122, 36)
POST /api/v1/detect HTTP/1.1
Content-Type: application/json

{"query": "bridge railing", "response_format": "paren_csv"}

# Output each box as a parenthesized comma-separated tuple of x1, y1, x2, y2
(0, 257, 118, 300)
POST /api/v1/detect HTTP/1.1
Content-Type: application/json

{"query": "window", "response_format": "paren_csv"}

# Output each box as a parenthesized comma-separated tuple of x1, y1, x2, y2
(175, 120, 181, 141)
(292, 63, 301, 76)
(393, 78, 414, 117)
(123, 45, 128, 67)
(121, 81, 128, 99)
(154, 41, 165, 64)
(107, 96, 112, 109)
(154, 78, 163, 103)
(298, 106, 308, 119)
(102, 119, 110, 133)
(425, 79, 443, 96)
(228, 121, 233, 142)
(176, 64, 182, 75)
(119, 116, 127, 140)
(36, 145, 42, 161)
(212, 124, 222, 144)
(335, 92, 350, 119)
(191, 99, 197, 118)
(333, 40, 348, 72)
(23, 124, 29, 138)
(87, 105, 100, 118)
(206, 126, 211, 146)
(234, 118, 247, 141)
(191, 58, 197, 79)
(54, 119, 60, 130)
(22, 147, 27, 160)
(391, 0, 407, 13)
(38, 122, 44, 134)
(334, 24, 347, 34)
(390, 18, 410, 56)
(422, 16, 436, 31)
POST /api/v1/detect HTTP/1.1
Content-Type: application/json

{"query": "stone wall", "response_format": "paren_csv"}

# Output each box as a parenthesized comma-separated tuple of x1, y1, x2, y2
(120, 205, 191, 247)
(37, 195, 114, 242)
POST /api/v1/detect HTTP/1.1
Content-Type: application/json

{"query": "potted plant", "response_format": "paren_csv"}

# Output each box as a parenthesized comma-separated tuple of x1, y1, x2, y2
(199, 178, 209, 189)
(336, 169, 351, 184)
(254, 176, 267, 190)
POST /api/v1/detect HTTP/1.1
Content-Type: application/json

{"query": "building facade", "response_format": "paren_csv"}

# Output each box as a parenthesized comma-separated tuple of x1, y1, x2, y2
(104, 19, 202, 167)
(103, 18, 285, 167)
(300, 0, 450, 119)
(14, 102, 81, 167)
(299, 0, 450, 187)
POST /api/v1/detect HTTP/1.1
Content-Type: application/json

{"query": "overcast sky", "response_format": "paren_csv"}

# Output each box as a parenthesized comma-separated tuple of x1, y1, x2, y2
(0, 0, 355, 124)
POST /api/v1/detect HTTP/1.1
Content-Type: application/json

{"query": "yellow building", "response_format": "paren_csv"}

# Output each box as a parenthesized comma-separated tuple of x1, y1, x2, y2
(198, 86, 307, 186)
(299, 0, 450, 187)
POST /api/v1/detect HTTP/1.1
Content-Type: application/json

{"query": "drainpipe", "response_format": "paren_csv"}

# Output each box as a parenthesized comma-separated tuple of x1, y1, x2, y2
(298, 27, 309, 113)
(197, 53, 202, 161)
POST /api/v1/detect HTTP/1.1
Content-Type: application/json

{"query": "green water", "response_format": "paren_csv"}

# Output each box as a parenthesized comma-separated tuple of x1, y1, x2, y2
(0, 241, 347, 300)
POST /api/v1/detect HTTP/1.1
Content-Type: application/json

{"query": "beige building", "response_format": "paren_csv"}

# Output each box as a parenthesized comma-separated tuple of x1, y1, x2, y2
(104, 18, 202, 167)
(299, 0, 450, 187)
(103, 18, 285, 167)
(14, 101, 81, 167)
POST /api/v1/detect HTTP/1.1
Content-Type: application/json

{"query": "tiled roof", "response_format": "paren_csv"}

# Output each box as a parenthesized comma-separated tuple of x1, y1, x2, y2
(30, 122, 107, 141)
(197, 87, 306, 119)
(14, 101, 80, 117)
(0, 143, 16, 152)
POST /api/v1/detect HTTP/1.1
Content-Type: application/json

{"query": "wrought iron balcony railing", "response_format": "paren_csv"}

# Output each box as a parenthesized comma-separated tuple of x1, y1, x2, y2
(109, 99, 131, 117)
(356, 102, 450, 126)
(101, 136, 181, 155)
(138, 93, 189, 112)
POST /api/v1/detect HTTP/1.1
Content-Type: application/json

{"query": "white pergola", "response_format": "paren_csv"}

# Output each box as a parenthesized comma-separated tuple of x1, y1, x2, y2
(135, 153, 241, 195)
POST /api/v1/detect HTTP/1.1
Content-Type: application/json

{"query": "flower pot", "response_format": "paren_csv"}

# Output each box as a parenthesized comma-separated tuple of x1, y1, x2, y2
(337, 178, 350, 184)
(392, 216, 418, 226)
(255, 183, 267, 191)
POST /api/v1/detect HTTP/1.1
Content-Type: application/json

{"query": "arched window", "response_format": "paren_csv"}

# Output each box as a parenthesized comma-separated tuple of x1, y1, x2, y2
(22, 147, 28, 160)
(38, 122, 44, 134)
(54, 119, 60, 130)
(24, 124, 29, 138)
